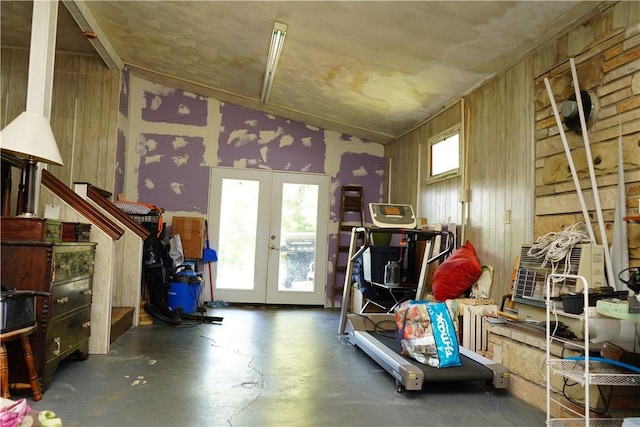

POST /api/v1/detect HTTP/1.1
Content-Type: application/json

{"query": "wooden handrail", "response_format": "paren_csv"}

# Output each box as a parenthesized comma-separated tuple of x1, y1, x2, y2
(41, 170, 124, 240)
(86, 185, 150, 239)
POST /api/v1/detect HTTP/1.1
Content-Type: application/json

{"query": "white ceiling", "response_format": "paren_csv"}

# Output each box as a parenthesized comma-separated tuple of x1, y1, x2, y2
(1, 1, 605, 143)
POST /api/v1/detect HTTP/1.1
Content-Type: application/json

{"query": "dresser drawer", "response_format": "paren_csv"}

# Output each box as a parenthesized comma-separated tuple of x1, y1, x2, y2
(50, 278, 92, 319)
(53, 245, 95, 282)
(61, 222, 92, 242)
(1, 218, 62, 242)
(46, 308, 91, 363)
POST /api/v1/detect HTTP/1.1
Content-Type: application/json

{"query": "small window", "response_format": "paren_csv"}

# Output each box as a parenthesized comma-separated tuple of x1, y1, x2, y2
(429, 128, 460, 179)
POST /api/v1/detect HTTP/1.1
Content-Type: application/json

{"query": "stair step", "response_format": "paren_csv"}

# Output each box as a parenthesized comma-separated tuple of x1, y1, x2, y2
(139, 300, 154, 326)
(111, 307, 134, 344)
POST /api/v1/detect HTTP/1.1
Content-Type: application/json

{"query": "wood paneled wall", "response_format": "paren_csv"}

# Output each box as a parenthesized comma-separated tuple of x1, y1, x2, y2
(387, 1, 639, 302)
(1, 48, 120, 204)
(463, 58, 535, 300)
(385, 102, 462, 217)
(3, 48, 134, 354)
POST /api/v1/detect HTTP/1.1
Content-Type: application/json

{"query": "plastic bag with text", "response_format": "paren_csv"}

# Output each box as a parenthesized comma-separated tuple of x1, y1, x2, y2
(395, 300, 461, 368)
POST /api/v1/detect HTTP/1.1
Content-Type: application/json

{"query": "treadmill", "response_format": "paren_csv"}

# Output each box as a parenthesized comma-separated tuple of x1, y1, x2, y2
(338, 204, 510, 392)
(345, 312, 509, 392)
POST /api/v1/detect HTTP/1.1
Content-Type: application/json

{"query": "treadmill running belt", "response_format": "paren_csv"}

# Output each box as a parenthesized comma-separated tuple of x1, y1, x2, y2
(372, 332, 494, 382)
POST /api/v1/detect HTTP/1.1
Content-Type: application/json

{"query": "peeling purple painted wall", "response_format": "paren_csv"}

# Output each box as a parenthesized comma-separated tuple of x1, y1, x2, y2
(137, 134, 209, 212)
(328, 152, 384, 304)
(142, 89, 208, 126)
(126, 78, 385, 305)
(114, 129, 126, 197)
(119, 68, 129, 118)
(218, 102, 325, 173)
(115, 69, 130, 197)
(332, 152, 384, 224)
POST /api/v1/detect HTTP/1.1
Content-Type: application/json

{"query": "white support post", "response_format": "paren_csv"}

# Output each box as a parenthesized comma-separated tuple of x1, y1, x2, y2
(27, 0, 59, 213)
(387, 157, 392, 203)
(62, 0, 123, 69)
(26, 1, 58, 118)
(569, 58, 616, 289)
(610, 124, 629, 290)
(416, 143, 421, 216)
(460, 100, 470, 243)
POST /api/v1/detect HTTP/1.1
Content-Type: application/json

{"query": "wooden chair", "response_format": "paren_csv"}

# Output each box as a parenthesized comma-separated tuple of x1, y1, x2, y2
(0, 324, 42, 401)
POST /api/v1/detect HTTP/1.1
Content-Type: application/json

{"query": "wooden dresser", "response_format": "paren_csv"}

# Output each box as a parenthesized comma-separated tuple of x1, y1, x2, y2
(1, 240, 96, 390)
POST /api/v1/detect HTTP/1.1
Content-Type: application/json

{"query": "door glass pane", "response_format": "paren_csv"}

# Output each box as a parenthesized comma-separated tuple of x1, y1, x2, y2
(217, 178, 259, 290)
(278, 183, 318, 291)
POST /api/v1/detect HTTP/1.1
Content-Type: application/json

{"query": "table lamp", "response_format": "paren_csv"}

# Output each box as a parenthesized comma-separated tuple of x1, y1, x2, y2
(0, 111, 64, 217)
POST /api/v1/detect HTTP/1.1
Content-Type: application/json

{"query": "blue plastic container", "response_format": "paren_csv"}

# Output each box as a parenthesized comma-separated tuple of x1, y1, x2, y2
(167, 267, 202, 314)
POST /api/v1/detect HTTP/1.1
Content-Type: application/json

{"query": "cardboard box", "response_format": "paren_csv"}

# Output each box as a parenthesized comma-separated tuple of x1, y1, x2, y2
(172, 216, 205, 259)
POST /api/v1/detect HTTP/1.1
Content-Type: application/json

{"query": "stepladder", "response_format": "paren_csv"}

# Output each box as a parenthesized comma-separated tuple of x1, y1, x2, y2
(331, 185, 365, 308)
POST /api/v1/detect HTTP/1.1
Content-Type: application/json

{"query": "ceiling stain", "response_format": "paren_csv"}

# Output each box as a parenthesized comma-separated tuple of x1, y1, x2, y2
(1, 0, 606, 143)
(323, 65, 367, 94)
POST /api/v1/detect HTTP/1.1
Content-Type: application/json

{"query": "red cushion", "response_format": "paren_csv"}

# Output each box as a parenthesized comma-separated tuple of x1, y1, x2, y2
(431, 240, 482, 301)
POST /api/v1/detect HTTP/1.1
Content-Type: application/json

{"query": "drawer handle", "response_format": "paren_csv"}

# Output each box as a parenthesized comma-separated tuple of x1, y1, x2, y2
(56, 297, 69, 304)
(82, 321, 91, 329)
(53, 337, 61, 356)
(82, 289, 93, 296)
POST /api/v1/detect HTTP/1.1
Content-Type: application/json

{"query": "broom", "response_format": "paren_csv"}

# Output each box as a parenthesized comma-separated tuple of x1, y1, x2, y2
(202, 220, 228, 308)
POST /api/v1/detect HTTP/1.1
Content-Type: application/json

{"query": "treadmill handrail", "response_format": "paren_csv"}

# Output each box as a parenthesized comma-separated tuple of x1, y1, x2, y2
(350, 227, 369, 261)
(338, 226, 455, 335)
(349, 227, 453, 263)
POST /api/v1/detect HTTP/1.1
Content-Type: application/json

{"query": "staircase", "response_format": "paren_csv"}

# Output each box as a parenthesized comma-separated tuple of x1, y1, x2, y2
(110, 307, 135, 343)
(331, 185, 365, 308)
(40, 172, 144, 353)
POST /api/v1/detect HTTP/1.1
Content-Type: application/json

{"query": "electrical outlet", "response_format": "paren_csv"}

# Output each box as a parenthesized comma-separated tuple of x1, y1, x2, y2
(504, 210, 511, 224)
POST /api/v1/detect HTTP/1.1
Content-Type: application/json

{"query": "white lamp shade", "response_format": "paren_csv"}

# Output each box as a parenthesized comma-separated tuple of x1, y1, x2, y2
(0, 111, 64, 166)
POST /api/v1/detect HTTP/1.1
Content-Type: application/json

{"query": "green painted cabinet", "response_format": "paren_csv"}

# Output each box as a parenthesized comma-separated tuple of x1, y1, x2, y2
(1, 240, 96, 391)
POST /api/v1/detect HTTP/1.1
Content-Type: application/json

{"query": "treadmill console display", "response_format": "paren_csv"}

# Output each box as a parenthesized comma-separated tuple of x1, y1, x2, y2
(369, 203, 417, 228)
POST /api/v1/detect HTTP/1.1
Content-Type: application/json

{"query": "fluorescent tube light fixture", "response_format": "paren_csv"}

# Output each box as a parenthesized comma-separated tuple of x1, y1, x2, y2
(260, 21, 287, 104)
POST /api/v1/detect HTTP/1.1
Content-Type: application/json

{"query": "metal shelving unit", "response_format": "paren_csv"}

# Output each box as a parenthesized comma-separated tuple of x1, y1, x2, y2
(545, 274, 640, 426)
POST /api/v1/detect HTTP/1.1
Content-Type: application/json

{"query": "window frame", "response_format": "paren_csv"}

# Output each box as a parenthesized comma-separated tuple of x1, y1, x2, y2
(427, 124, 461, 183)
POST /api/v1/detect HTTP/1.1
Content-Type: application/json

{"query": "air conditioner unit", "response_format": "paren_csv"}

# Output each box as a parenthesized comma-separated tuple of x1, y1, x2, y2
(512, 244, 605, 309)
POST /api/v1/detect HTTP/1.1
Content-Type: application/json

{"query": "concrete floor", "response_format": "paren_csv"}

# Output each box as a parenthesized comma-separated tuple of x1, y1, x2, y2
(26, 307, 546, 427)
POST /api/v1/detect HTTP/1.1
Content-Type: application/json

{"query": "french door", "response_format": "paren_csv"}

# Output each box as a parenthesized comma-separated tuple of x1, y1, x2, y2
(207, 167, 329, 305)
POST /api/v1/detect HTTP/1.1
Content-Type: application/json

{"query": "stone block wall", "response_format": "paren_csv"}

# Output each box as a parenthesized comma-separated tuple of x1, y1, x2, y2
(533, 26, 640, 268)
(485, 323, 638, 419)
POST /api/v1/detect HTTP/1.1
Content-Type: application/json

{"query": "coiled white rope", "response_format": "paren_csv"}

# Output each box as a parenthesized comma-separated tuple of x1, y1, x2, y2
(527, 222, 594, 282)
